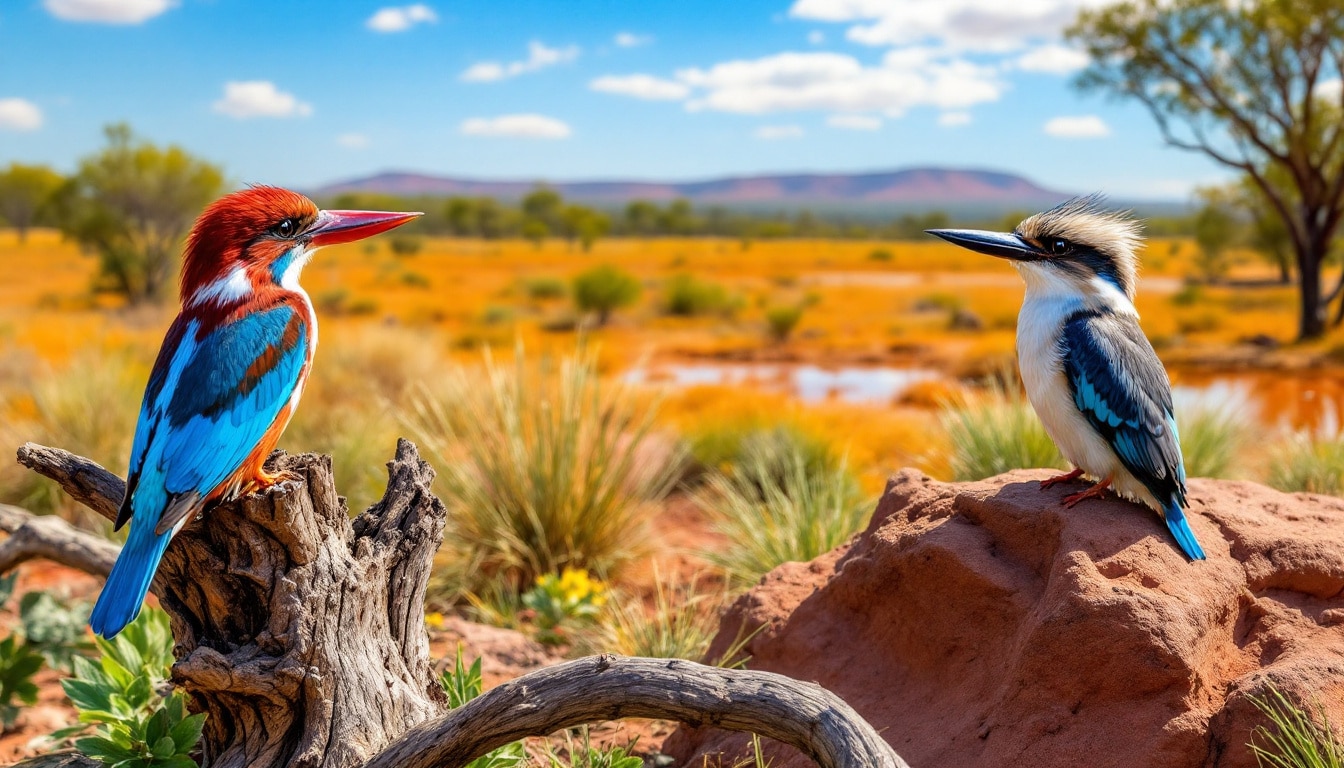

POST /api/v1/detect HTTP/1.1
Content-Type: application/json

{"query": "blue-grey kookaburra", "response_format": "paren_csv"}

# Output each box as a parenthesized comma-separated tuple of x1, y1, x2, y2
(928, 196, 1206, 560)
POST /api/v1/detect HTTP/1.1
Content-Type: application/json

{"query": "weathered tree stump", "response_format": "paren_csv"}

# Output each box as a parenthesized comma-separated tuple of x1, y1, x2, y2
(5, 441, 907, 768)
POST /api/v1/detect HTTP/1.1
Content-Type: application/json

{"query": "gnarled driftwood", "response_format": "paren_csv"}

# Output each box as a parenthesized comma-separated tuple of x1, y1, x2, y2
(8, 441, 907, 768)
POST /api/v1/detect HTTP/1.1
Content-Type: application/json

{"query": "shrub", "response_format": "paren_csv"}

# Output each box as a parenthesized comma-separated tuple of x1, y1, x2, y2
(399, 270, 431, 289)
(662, 274, 731, 317)
(438, 648, 527, 767)
(388, 234, 423, 257)
(598, 569, 721, 662)
(572, 265, 641, 325)
(686, 424, 838, 492)
(18, 589, 93, 671)
(1267, 432, 1344, 496)
(764, 304, 805, 343)
(59, 608, 205, 768)
(698, 438, 870, 589)
(1248, 683, 1342, 768)
(524, 277, 567, 301)
(407, 345, 683, 593)
(1177, 400, 1254, 479)
(868, 248, 893, 262)
(940, 383, 1065, 481)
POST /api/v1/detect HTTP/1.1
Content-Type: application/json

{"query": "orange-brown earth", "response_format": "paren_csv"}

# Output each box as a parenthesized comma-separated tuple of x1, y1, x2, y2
(666, 470, 1344, 768)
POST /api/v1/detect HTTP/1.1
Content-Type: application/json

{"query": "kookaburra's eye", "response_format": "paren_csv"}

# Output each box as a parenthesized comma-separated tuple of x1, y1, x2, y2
(273, 218, 298, 238)
(1047, 238, 1071, 256)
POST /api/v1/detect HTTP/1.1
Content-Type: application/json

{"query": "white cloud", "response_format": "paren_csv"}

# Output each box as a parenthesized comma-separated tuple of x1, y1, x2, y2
(614, 32, 652, 47)
(755, 124, 805, 139)
(336, 133, 370, 149)
(788, 0, 1107, 51)
(366, 4, 437, 33)
(676, 50, 1001, 115)
(1015, 44, 1089, 74)
(938, 111, 971, 126)
(212, 82, 313, 120)
(590, 74, 689, 101)
(808, 30, 826, 45)
(460, 114, 572, 139)
(827, 114, 881, 130)
(461, 41, 580, 83)
(0, 99, 42, 131)
(1044, 114, 1109, 138)
(44, 0, 174, 24)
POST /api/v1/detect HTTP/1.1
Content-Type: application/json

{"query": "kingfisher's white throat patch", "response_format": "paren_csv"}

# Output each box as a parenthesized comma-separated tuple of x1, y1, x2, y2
(191, 267, 251, 307)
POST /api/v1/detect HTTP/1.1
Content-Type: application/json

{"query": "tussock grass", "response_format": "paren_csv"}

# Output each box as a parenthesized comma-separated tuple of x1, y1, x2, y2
(1176, 400, 1256, 479)
(698, 435, 870, 589)
(599, 569, 721, 662)
(408, 344, 684, 593)
(1249, 684, 1343, 768)
(940, 382, 1065, 481)
(1267, 431, 1344, 496)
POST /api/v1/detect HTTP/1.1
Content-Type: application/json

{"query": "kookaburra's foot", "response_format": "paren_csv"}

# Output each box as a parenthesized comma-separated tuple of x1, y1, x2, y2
(1040, 467, 1085, 490)
(1062, 477, 1113, 508)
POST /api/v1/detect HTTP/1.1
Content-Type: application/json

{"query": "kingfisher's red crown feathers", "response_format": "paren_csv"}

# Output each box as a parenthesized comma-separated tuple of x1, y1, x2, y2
(181, 186, 318, 301)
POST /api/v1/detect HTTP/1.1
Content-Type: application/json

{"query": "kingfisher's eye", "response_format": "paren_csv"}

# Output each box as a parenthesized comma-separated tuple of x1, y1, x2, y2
(1047, 238, 1071, 256)
(273, 218, 298, 238)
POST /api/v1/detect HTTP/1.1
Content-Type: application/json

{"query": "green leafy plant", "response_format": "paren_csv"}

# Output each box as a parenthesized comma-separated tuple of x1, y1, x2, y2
(19, 590, 94, 671)
(543, 727, 642, 768)
(698, 437, 871, 588)
(572, 265, 641, 325)
(524, 276, 567, 301)
(0, 633, 43, 732)
(1249, 684, 1343, 768)
(763, 304, 804, 343)
(59, 608, 205, 768)
(439, 647, 527, 767)
(522, 567, 607, 645)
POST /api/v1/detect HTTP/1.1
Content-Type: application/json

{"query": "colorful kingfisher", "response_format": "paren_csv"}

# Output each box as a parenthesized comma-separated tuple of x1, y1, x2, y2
(927, 196, 1207, 561)
(89, 186, 420, 637)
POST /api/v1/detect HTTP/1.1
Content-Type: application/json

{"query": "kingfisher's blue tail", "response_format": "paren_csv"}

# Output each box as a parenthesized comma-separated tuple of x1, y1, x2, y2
(89, 520, 173, 638)
(1162, 500, 1206, 561)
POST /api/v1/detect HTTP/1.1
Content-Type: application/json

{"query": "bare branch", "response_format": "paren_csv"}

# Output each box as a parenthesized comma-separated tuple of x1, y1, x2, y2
(363, 655, 908, 768)
(0, 503, 119, 577)
(15, 443, 124, 523)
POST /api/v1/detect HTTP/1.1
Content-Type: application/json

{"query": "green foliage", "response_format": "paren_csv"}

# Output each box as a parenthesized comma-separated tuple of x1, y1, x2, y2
(59, 608, 204, 767)
(698, 436, 870, 588)
(1192, 193, 1238, 282)
(662, 274, 733, 317)
(0, 634, 43, 732)
(0, 162, 63, 241)
(1249, 683, 1343, 768)
(572, 265, 641, 325)
(407, 345, 682, 593)
(599, 569, 721, 662)
(388, 234, 423, 257)
(941, 383, 1066, 481)
(18, 590, 94, 671)
(1177, 402, 1254, 479)
(524, 277, 568, 301)
(51, 124, 224, 304)
(764, 304, 805, 343)
(438, 648, 528, 767)
(688, 424, 839, 492)
(522, 568, 607, 644)
(1267, 432, 1344, 496)
(543, 728, 643, 768)
(867, 248, 893, 262)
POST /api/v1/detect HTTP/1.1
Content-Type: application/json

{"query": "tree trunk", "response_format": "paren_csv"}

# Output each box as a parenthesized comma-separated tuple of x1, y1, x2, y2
(1296, 242, 1326, 340)
(9, 441, 907, 768)
(18, 440, 449, 768)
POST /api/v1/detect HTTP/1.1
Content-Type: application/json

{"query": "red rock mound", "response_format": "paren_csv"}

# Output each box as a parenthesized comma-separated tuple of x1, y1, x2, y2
(664, 469, 1344, 768)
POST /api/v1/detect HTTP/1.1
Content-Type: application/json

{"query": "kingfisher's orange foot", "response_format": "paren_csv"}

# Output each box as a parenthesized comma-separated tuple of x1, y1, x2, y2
(1062, 477, 1113, 508)
(246, 468, 301, 493)
(1040, 467, 1085, 490)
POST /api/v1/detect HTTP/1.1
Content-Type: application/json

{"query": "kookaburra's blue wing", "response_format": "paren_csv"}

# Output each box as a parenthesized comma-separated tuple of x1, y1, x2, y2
(1060, 310, 1205, 559)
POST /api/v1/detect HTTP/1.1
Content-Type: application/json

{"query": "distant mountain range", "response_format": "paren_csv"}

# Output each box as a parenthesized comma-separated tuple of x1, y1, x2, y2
(313, 167, 1075, 209)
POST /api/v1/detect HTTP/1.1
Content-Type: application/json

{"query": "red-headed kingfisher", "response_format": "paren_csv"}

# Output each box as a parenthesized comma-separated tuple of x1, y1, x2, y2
(89, 186, 420, 638)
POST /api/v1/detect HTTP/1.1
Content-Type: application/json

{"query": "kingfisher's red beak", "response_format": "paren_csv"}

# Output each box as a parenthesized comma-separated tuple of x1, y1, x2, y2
(307, 209, 422, 247)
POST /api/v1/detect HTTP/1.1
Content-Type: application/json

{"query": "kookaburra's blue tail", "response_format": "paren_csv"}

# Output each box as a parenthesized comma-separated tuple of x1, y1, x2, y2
(89, 521, 173, 638)
(1162, 499, 1206, 560)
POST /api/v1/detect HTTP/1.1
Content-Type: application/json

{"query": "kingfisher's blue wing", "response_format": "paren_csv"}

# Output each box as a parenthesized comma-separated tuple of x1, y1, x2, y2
(121, 304, 309, 534)
(1060, 310, 1186, 507)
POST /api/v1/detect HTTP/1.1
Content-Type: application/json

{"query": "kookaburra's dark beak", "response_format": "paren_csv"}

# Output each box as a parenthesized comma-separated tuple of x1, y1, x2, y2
(926, 229, 1044, 261)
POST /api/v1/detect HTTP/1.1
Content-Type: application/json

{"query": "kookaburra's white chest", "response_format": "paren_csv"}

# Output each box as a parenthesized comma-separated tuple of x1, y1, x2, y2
(1014, 264, 1160, 509)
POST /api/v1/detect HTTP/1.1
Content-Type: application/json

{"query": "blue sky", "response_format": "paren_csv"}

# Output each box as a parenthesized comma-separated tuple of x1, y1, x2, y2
(0, 0, 1230, 198)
